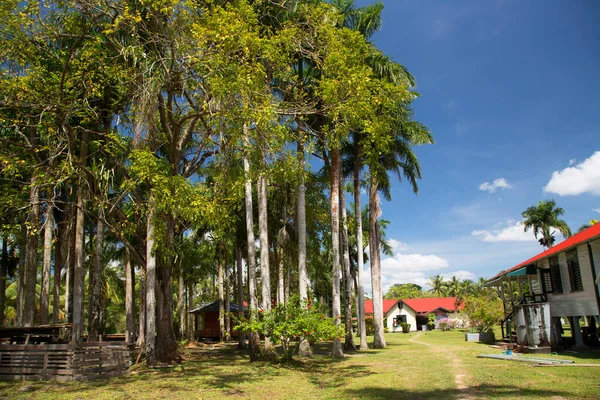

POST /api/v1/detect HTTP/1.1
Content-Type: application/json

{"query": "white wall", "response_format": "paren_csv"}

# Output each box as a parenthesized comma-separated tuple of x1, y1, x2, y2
(385, 303, 418, 332)
(545, 243, 600, 317)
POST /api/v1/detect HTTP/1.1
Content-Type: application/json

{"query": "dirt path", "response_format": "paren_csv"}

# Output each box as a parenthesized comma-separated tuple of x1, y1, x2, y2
(409, 332, 482, 400)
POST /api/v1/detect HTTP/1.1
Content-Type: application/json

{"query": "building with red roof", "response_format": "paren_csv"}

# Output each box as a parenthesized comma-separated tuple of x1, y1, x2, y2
(486, 223, 600, 350)
(364, 297, 464, 333)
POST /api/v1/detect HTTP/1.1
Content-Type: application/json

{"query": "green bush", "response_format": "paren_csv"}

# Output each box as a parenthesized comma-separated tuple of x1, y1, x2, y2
(365, 315, 374, 336)
(463, 295, 504, 334)
(400, 322, 411, 333)
(234, 296, 344, 361)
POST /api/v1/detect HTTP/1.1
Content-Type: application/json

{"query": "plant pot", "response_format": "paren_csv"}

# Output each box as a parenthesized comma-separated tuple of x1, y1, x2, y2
(465, 332, 494, 344)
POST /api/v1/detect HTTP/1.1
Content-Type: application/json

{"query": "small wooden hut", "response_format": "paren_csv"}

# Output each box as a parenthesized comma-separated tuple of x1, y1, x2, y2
(189, 301, 248, 340)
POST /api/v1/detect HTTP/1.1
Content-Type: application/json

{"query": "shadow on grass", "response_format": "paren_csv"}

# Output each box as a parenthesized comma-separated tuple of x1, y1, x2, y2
(345, 384, 574, 400)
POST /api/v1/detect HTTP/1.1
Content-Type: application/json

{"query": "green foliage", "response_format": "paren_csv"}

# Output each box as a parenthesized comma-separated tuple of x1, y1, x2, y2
(427, 313, 436, 329)
(234, 296, 344, 362)
(384, 283, 424, 299)
(462, 295, 504, 334)
(400, 322, 410, 333)
(522, 200, 572, 248)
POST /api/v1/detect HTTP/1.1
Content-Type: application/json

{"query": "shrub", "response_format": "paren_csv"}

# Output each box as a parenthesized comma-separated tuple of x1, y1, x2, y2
(234, 296, 344, 361)
(427, 313, 436, 329)
(438, 318, 456, 331)
(400, 322, 411, 333)
(463, 295, 504, 334)
(364, 315, 375, 336)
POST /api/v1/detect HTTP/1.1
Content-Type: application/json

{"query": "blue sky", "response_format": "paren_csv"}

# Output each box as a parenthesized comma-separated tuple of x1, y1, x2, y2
(352, 0, 600, 293)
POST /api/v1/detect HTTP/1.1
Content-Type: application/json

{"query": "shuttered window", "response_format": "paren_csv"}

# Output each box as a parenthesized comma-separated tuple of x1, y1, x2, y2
(541, 270, 553, 294)
(549, 256, 563, 294)
(567, 248, 583, 292)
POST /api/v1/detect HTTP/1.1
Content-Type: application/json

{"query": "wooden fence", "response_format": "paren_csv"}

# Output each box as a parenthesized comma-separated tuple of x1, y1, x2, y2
(0, 342, 131, 382)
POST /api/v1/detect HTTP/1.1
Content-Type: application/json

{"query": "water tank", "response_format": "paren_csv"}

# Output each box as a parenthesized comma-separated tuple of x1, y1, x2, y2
(514, 303, 551, 347)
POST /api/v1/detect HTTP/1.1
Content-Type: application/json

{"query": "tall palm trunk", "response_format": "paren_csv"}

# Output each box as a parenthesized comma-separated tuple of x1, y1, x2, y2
(353, 153, 368, 350)
(369, 173, 386, 348)
(125, 247, 135, 344)
(145, 198, 157, 365)
(340, 179, 356, 351)
(0, 236, 8, 326)
(137, 262, 146, 347)
(155, 218, 178, 362)
(40, 199, 53, 325)
(330, 149, 344, 358)
(258, 156, 274, 356)
(65, 204, 76, 323)
(89, 209, 105, 341)
(73, 131, 89, 340)
(218, 248, 224, 342)
(243, 133, 260, 359)
(178, 261, 185, 340)
(277, 192, 287, 306)
(236, 244, 245, 349)
(225, 247, 230, 340)
(53, 210, 65, 324)
(23, 177, 40, 327)
(16, 223, 26, 326)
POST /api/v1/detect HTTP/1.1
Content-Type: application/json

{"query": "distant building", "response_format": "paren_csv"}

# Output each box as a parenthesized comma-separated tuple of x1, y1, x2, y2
(364, 297, 463, 332)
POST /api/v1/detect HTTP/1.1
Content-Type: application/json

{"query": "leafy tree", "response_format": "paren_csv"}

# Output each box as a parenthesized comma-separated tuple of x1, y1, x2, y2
(384, 283, 424, 299)
(522, 200, 572, 248)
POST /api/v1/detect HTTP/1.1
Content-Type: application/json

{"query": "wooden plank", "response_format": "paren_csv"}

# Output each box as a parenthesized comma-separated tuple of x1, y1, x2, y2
(74, 358, 130, 368)
(0, 367, 72, 375)
(0, 344, 72, 351)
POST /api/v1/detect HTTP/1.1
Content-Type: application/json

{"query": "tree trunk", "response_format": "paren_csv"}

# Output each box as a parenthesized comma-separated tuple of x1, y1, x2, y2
(89, 209, 105, 341)
(125, 247, 135, 344)
(277, 191, 287, 306)
(155, 259, 177, 362)
(258, 173, 275, 356)
(0, 236, 7, 326)
(65, 204, 76, 323)
(340, 178, 356, 352)
(330, 149, 344, 358)
(236, 244, 245, 349)
(137, 262, 146, 347)
(243, 128, 260, 359)
(23, 177, 40, 327)
(187, 284, 193, 341)
(369, 174, 386, 349)
(73, 130, 89, 340)
(145, 199, 157, 365)
(225, 247, 230, 341)
(16, 224, 26, 326)
(178, 261, 185, 340)
(218, 249, 224, 342)
(53, 210, 65, 324)
(354, 154, 368, 350)
(40, 199, 53, 325)
(155, 216, 178, 363)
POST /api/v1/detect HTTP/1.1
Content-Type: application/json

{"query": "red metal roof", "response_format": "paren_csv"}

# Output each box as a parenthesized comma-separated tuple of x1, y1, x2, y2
(402, 297, 463, 314)
(364, 299, 398, 315)
(489, 223, 600, 282)
(364, 297, 463, 315)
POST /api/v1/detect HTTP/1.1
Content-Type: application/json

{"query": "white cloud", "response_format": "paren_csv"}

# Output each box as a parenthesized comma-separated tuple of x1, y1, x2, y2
(594, 208, 600, 214)
(569, 159, 576, 166)
(442, 270, 476, 281)
(479, 178, 512, 193)
(472, 221, 533, 242)
(544, 151, 600, 196)
(388, 239, 408, 252)
(378, 251, 451, 292)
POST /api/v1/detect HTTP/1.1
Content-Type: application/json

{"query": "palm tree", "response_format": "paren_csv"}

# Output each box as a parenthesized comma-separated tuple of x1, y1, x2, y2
(428, 275, 447, 297)
(522, 200, 572, 248)
(446, 276, 461, 298)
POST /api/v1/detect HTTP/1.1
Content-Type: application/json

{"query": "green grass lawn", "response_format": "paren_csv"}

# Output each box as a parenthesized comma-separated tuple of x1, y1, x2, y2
(1, 331, 598, 399)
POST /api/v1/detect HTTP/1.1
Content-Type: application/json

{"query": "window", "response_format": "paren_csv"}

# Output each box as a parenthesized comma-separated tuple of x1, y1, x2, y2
(396, 315, 407, 324)
(549, 256, 563, 294)
(567, 248, 583, 292)
(541, 270, 553, 294)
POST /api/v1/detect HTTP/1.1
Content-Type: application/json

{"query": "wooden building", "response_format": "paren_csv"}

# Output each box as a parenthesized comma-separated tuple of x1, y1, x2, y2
(486, 223, 600, 351)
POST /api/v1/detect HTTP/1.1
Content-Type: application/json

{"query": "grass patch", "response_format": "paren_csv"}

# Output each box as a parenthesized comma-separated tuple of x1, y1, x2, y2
(0, 331, 598, 399)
